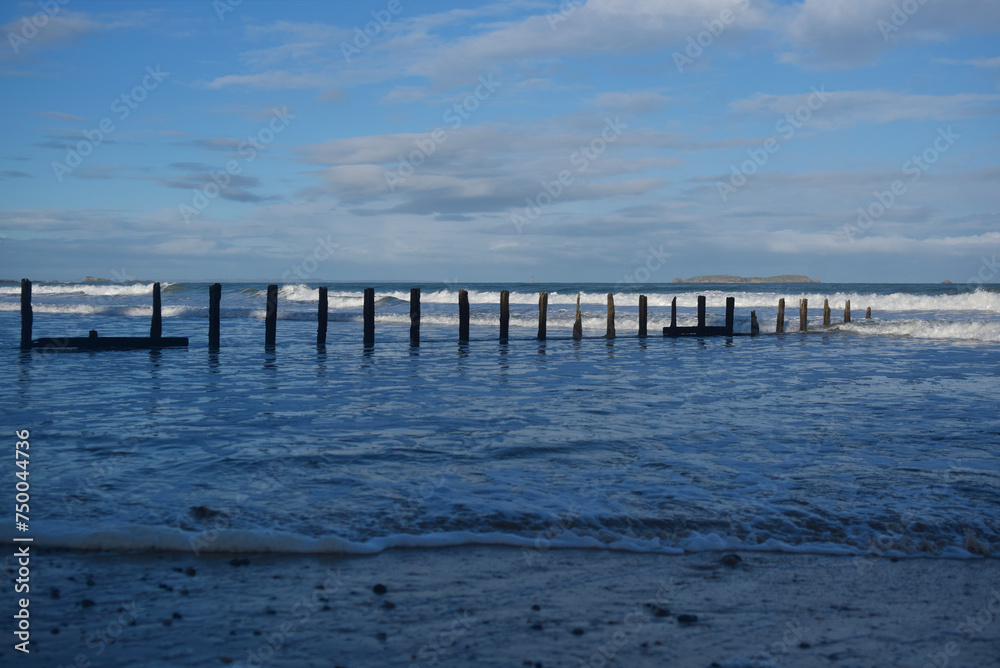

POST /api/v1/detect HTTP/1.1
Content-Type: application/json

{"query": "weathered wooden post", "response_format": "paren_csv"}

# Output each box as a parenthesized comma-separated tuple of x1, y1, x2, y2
(823, 299, 831, 326)
(638, 295, 647, 338)
(572, 293, 582, 340)
(409, 288, 420, 346)
(317, 287, 328, 346)
(670, 297, 677, 331)
(265, 284, 278, 346)
(844, 299, 852, 323)
(697, 295, 707, 332)
(776, 298, 785, 334)
(725, 297, 735, 335)
(150, 282, 162, 339)
(606, 293, 615, 339)
(458, 289, 470, 343)
(866, 307, 872, 319)
(20, 279, 32, 349)
(499, 290, 510, 344)
(363, 288, 375, 347)
(750, 310, 759, 336)
(799, 299, 808, 332)
(209, 283, 221, 348)
(537, 292, 548, 341)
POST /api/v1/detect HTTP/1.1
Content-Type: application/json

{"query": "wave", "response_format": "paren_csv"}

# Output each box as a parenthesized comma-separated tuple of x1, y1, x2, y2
(0, 282, 167, 297)
(32, 522, 989, 559)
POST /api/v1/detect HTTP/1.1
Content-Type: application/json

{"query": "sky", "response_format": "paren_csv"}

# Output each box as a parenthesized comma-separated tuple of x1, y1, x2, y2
(1, 0, 998, 284)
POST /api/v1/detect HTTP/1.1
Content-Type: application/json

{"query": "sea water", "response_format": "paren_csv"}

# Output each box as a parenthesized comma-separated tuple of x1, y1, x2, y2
(2, 281, 998, 559)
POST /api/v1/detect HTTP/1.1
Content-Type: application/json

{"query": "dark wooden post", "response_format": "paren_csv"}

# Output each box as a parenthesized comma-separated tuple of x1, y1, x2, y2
(458, 289, 470, 343)
(844, 299, 852, 323)
(866, 307, 872, 319)
(572, 293, 582, 340)
(499, 290, 510, 343)
(799, 299, 808, 332)
(317, 287, 328, 346)
(670, 297, 677, 331)
(725, 297, 735, 335)
(606, 293, 615, 339)
(265, 284, 278, 346)
(363, 288, 375, 347)
(537, 292, 548, 341)
(150, 282, 162, 339)
(823, 299, 831, 326)
(208, 283, 221, 348)
(409, 288, 420, 346)
(697, 295, 706, 332)
(750, 310, 759, 336)
(20, 279, 32, 349)
(638, 295, 647, 338)
(776, 299, 785, 334)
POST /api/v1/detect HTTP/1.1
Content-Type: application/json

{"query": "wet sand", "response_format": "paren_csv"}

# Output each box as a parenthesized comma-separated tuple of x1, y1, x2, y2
(14, 547, 1000, 667)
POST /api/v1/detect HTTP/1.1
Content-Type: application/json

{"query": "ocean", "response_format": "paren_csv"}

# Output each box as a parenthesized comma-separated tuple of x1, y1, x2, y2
(3, 281, 999, 560)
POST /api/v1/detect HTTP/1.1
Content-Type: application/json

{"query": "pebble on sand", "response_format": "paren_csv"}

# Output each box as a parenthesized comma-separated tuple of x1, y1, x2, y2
(372, 584, 388, 595)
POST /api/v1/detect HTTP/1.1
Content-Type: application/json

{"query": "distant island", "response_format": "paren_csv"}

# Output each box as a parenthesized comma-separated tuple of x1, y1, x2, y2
(673, 274, 820, 284)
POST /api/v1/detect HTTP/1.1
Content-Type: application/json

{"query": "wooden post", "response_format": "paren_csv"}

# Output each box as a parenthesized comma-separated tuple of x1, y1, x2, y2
(317, 286, 328, 346)
(499, 290, 510, 343)
(670, 297, 677, 331)
(20, 279, 32, 349)
(776, 298, 785, 334)
(799, 299, 808, 332)
(844, 299, 852, 323)
(409, 288, 420, 346)
(697, 295, 706, 331)
(866, 307, 872, 319)
(150, 282, 162, 339)
(725, 297, 735, 335)
(265, 284, 278, 346)
(363, 288, 375, 347)
(638, 295, 647, 338)
(606, 293, 615, 339)
(823, 299, 831, 326)
(458, 289, 470, 343)
(208, 283, 221, 348)
(750, 310, 759, 336)
(572, 293, 582, 340)
(537, 292, 548, 340)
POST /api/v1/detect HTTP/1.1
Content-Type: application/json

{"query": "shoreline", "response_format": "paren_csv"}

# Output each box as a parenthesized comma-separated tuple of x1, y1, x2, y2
(14, 546, 999, 667)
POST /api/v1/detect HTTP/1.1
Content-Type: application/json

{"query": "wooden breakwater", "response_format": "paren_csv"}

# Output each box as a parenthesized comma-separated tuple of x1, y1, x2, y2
(17, 279, 872, 350)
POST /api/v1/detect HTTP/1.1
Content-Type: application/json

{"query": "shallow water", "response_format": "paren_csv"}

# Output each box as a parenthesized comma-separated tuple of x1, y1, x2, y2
(3, 281, 999, 558)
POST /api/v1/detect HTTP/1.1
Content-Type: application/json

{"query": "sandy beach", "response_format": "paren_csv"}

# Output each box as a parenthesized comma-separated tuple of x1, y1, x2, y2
(13, 547, 998, 667)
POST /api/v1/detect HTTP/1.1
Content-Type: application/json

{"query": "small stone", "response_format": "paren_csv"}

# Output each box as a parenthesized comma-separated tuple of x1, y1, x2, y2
(721, 554, 742, 567)
(382, 600, 396, 610)
(80, 599, 95, 608)
(530, 623, 543, 631)
(799, 641, 810, 649)
(265, 608, 276, 615)
(172, 612, 183, 620)
(372, 584, 388, 595)
(51, 628, 60, 635)
(531, 604, 540, 611)
(86, 576, 96, 587)
(162, 619, 173, 626)
(644, 603, 670, 617)
(572, 628, 585, 636)
(376, 632, 387, 641)
(677, 614, 698, 624)
(50, 588, 60, 599)
(185, 567, 197, 577)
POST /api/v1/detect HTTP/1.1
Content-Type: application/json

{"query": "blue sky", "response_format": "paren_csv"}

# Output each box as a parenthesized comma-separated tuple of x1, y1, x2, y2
(1, 0, 998, 283)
